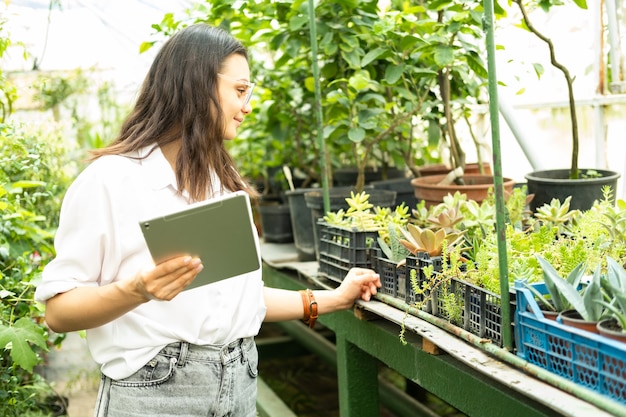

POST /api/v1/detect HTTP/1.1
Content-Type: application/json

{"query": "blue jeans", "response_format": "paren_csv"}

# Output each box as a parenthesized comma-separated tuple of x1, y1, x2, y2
(93, 338, 258, 417)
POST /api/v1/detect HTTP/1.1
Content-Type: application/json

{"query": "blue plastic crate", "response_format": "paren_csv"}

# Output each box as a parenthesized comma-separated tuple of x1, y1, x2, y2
(515, 281, 626, 405)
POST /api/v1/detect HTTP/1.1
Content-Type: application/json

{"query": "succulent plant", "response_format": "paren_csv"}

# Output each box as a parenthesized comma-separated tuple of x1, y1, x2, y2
(398, 223, 466, 258)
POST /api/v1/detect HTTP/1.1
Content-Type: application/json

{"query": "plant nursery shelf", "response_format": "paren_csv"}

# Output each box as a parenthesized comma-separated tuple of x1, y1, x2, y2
(260, 241, 626, 417)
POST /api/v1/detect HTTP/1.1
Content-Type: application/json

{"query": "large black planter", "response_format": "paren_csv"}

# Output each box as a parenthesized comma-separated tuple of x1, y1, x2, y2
(258, 203, 293, 243)
(285, 188, 318, 261)
(304, 187, 397, 260)
(371, 177, 419, 210)
(333, 167, 406, 187)
(525, 168, 621, 213)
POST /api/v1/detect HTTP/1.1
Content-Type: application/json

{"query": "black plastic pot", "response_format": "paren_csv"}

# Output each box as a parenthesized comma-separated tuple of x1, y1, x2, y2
(258, 203, 293, 243)
(525, 168, 620, 213)
(285, 188, 318, 261)
(371, 177, 419, 210)
(333, 166, 406, 187)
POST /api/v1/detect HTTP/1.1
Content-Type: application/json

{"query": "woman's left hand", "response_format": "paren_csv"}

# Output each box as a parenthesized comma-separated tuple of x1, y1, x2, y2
(336, 267, 381, 305)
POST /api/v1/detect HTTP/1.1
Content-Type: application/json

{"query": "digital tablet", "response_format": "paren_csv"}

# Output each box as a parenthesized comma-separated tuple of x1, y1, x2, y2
(138, 191, 261, 291)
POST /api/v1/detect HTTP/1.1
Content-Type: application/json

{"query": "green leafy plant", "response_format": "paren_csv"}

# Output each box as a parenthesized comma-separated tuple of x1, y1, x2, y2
(322, 191, 409, 232)
(525, 255, 585, 313)
(0, 122, 76, 416)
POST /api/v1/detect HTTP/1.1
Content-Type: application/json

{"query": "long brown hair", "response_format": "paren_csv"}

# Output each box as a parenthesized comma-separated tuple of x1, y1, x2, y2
(90, 24, 257, 202)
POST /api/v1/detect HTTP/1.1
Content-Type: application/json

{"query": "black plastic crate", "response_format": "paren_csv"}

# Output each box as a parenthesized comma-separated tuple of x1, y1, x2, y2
(371, 247, 405, 299)
(405, 253, 443, 312)
(432, 275, 466, 327)
(403, 253, 514, 346)
(318, 253, 370, 284)
(465, 281, 516, 347)
(317, 222, 378, 282)
(430, 276, 515, 347)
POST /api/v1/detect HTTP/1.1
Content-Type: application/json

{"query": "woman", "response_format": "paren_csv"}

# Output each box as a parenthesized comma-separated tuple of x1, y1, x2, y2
(35, 23, 381, 417)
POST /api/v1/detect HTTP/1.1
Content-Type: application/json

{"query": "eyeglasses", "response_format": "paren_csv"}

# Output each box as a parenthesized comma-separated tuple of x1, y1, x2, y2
(217, 73, 255, 106)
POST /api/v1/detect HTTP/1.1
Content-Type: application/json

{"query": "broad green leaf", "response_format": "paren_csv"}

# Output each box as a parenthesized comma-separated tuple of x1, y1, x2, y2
(433, 45, 454, 68)
(607, 256, 626, 290)
(582, 268, 603, 321)
(341, 50, 361, 69)
(289, 15, 308, 31)
(532, 63, 544, 79)
(361, 47, 386, 67)
(0, 317, 47, 372)
(349, 71, 371, 91)
(466, 53, 487, 79)
(348, 127, 365, 143)
(304, 77, 315, 93)
(385, 64, 405, 84)
(139, 41, 154, 54)
(536, 255, 585, 316)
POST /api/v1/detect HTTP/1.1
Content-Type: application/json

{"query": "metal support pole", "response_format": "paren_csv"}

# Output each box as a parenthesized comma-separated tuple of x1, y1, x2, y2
(307, 0, 330, 213)
(483, 0, 512, 350)
(606, 0, 624, 92)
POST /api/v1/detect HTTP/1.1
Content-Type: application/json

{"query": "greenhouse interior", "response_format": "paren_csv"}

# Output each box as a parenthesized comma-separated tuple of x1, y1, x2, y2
(2, 0, 626, 416)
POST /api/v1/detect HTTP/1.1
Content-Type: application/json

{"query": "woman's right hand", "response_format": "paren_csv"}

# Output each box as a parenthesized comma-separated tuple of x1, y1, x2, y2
(45, 256, 204, 333)
(132, 256, 204, 302)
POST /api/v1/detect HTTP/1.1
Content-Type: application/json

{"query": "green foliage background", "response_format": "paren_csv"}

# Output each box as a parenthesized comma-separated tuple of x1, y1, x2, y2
(0, 121, 76, 416)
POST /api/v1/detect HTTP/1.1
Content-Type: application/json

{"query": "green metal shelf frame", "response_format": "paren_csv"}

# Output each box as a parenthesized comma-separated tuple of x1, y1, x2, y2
(262, 264, 544, 416)
(262, 263, 623, 417)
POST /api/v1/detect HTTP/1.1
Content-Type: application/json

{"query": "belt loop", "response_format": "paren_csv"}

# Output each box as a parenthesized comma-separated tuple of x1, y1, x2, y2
(177, 342, 189, 367)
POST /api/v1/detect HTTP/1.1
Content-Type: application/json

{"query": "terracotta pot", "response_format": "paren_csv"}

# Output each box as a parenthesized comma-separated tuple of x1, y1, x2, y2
(417, 162, 492, 177)
(410, 174, 515, 208)
(597, 318, 626, 343)
(558, 309, 599, 334)
(541, 310, 559, 321)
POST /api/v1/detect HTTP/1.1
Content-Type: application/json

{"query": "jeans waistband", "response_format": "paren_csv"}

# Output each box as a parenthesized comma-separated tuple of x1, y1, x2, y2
(160, 337, 254, 367)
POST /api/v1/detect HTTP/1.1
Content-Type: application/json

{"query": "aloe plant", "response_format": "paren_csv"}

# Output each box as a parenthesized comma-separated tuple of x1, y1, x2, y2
(377, 223, 411, 264)
(596, 257, 626, 332)
(533, 255, 604, 322)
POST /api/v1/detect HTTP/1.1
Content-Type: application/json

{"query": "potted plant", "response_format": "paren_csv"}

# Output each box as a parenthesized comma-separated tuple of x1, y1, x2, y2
(596, 257, 626, 342)
(532, 255, 605, 333)
(511, 0, 621, 212)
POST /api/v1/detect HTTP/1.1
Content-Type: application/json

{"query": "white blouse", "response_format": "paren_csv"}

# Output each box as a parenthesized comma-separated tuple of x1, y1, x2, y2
(35, 145, 266, 380)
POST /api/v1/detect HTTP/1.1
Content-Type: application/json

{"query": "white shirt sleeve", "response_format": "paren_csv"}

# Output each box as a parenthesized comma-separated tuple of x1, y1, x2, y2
(35, 160, 124, 302)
